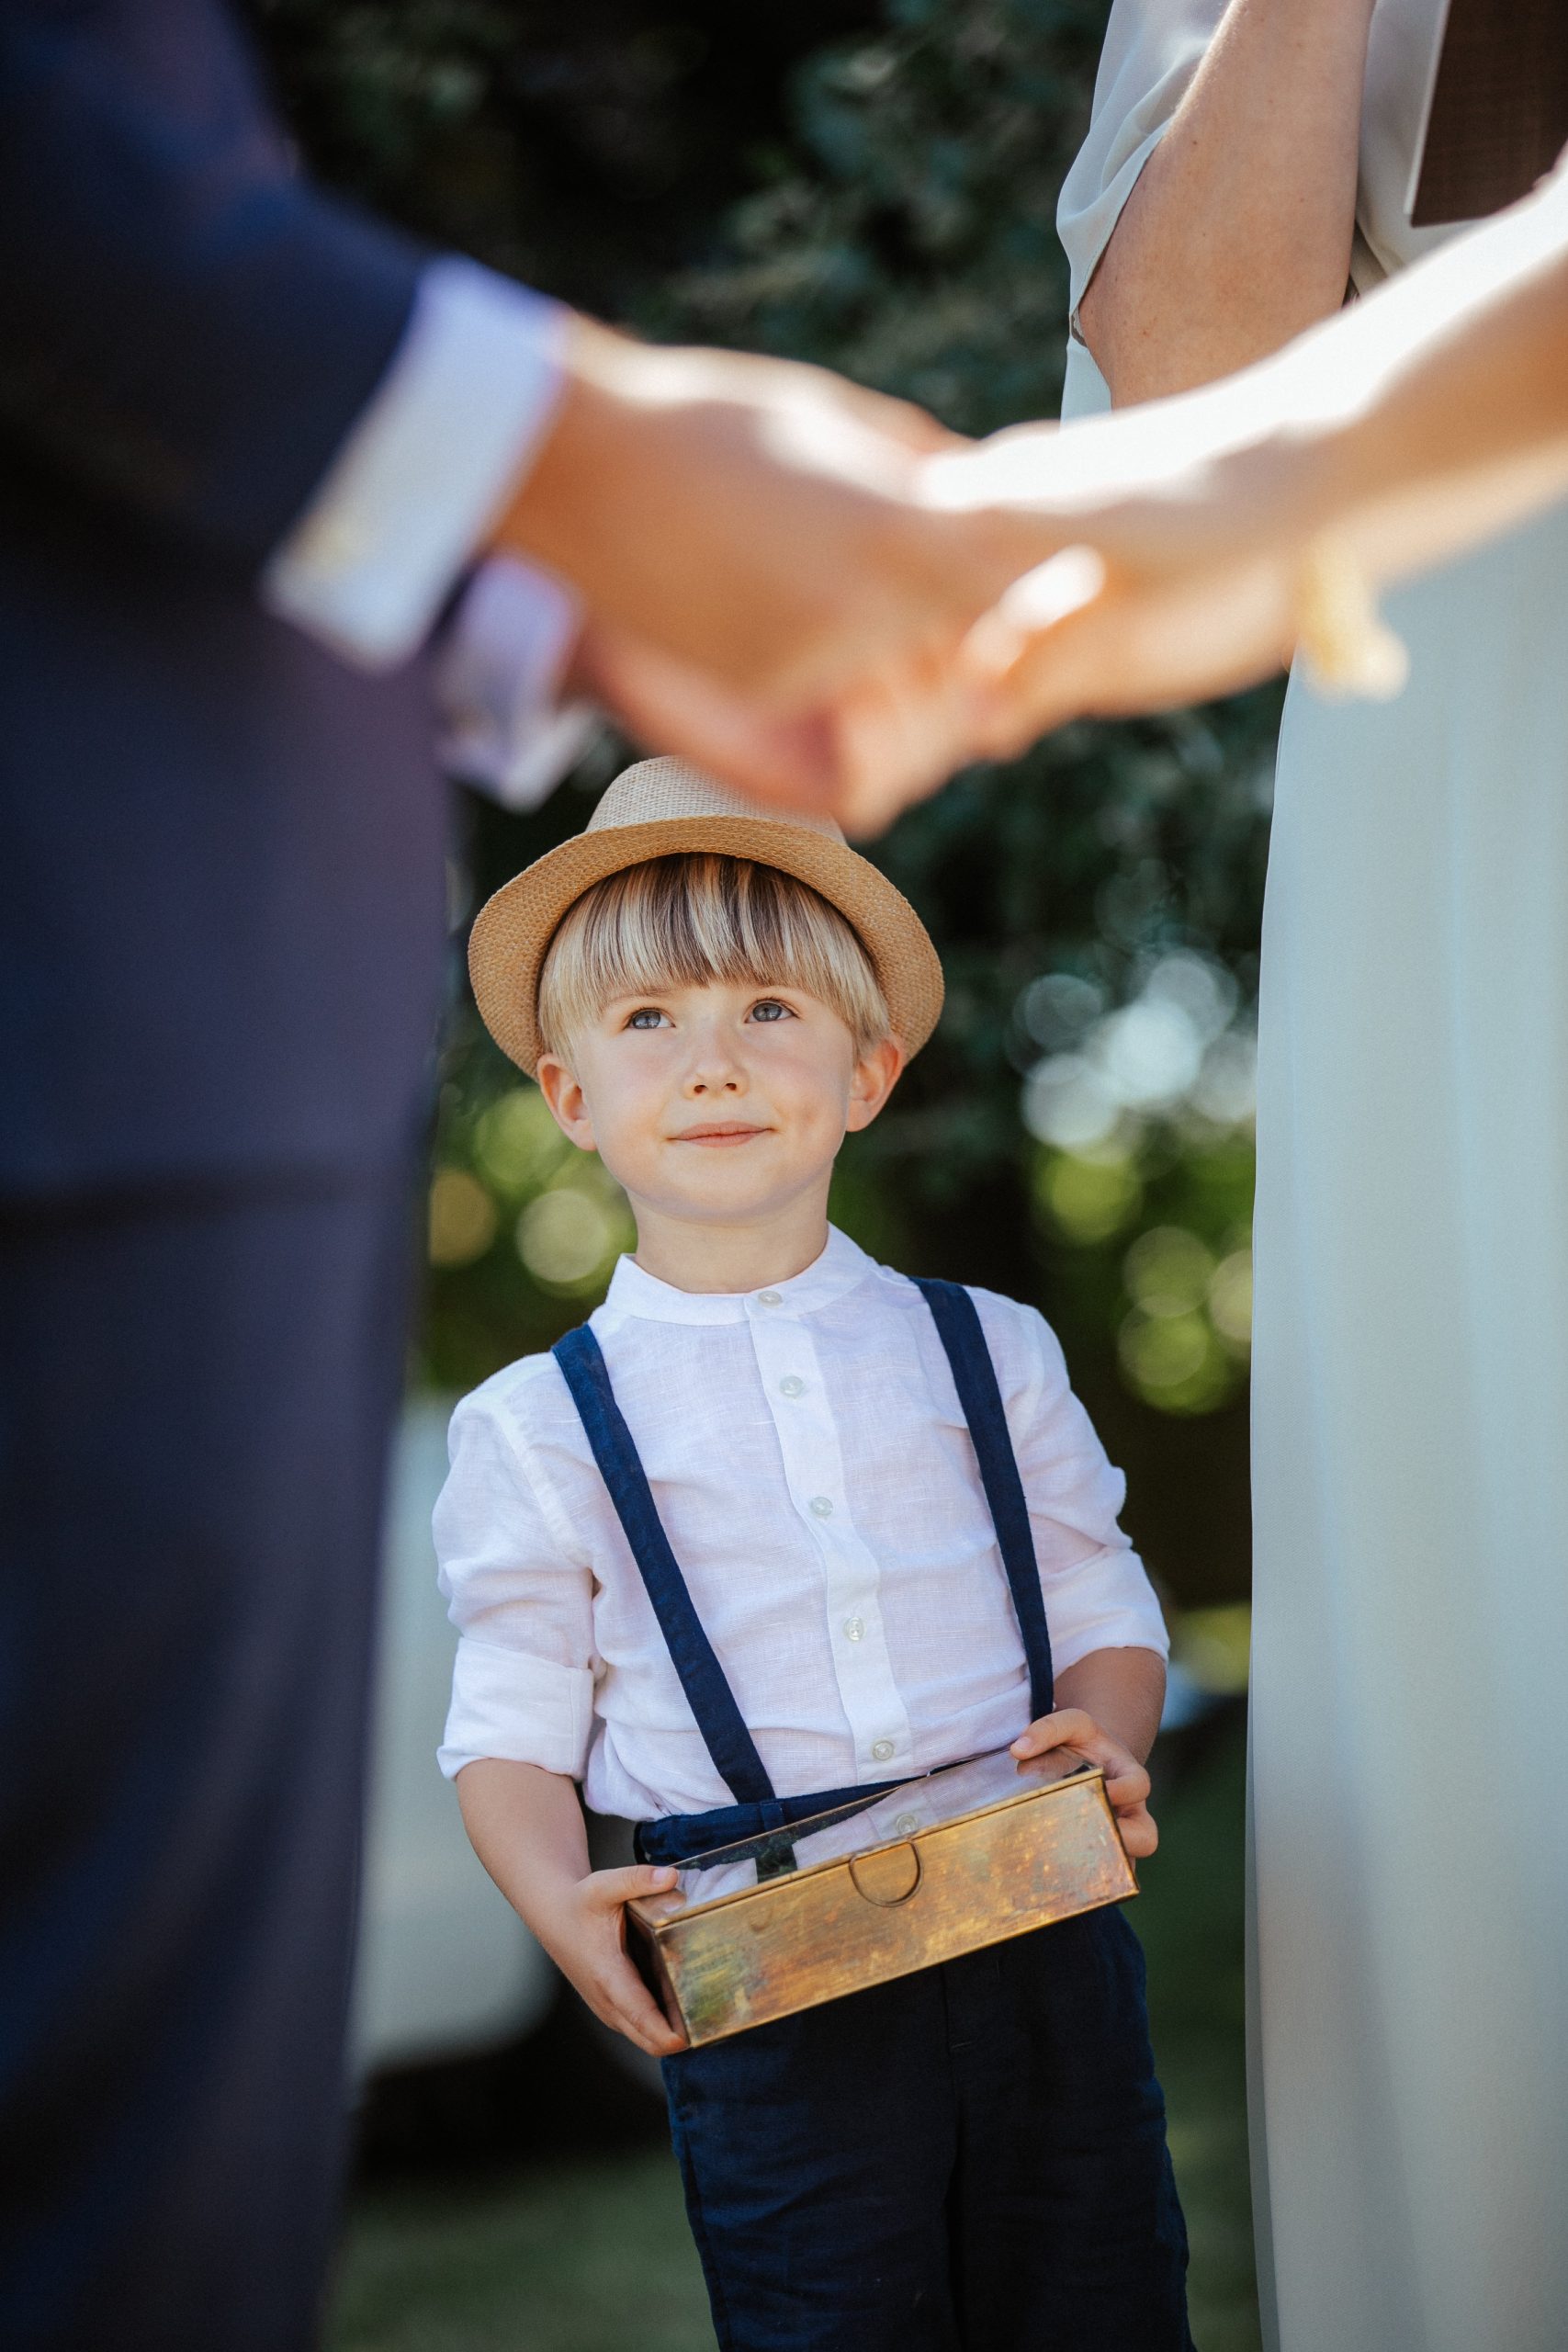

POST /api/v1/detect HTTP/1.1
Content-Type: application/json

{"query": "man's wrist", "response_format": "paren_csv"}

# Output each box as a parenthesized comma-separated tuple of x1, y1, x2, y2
(486, 316, 650, 582)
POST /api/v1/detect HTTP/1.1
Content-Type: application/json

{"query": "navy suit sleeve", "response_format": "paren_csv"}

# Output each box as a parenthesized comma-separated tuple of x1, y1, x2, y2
(0, 0, 426, 573)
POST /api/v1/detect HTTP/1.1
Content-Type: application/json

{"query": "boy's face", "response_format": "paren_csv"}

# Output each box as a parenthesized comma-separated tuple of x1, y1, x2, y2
(536, 978, 902, 1232)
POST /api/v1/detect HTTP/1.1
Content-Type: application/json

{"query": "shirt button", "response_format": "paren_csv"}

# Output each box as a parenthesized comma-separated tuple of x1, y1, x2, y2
(894, 1812, 920, 1837)
(757, 1290, 783, 1307)
(809, 1495, 834, 1518)
(843, 1615, 864, 1643)
(872, 1739, 896, 1763)
(778, 1374, 806, 1399)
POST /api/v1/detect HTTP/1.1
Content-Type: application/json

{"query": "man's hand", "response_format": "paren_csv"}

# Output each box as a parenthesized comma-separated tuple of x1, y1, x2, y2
(529, 1861, 687, 2059)
(492, 317, 1033, 817)
(1010, 1706, 1158, 1860)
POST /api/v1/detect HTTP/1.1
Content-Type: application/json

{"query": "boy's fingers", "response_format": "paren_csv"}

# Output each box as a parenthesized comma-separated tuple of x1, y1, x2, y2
(594, 1956, 686, 2055)
(1114, 1801, 1158, 1860)
(1010, 1707, 1098, 1758)
(1013, 1712, 1149, 1808)
(587, 1863, 677, 1910)
(1011, 1706, 1083, 1748)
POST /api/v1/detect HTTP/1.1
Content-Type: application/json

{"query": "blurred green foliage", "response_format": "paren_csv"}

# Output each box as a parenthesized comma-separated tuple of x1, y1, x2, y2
(256, 0, 1279, 1603)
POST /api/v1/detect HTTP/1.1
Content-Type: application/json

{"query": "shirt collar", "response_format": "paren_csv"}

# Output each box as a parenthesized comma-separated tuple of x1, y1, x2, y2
(600, 1224, 877, 1327)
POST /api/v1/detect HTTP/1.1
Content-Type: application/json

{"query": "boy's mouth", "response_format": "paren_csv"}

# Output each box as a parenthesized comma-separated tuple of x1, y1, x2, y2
(671, 1123, 773, 1147)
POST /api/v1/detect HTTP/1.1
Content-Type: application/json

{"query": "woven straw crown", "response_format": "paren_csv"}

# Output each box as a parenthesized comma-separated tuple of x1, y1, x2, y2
(468, 757, 944, 1075)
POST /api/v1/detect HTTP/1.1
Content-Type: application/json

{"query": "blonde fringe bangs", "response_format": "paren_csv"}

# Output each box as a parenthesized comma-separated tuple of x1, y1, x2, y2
(536, 854, 891, 1058)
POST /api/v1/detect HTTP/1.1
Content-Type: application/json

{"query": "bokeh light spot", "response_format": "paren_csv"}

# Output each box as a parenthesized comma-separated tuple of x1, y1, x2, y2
(1022, 1053, 1119, 1149)
(1208, 1250, 1254, 1351)
(1173, 1602, 1252, 1694)
(1037, 1148, 1144, 1244)
(1123, 1226, 1214, 1317)
(1096, 999, 1203, 1108)
(1118, 1307, 1231, 1414)
(477, 1086, 570, 1193)
(516, 1188, 621, 1294)
(427, 1168, 497, 1268)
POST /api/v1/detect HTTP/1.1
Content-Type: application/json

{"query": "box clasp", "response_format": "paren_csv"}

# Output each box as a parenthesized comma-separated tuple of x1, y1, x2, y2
(847, 1842, 922, 1907)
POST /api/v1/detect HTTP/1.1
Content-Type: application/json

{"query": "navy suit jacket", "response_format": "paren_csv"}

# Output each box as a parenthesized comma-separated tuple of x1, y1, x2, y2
(0, 0, 451, 1193)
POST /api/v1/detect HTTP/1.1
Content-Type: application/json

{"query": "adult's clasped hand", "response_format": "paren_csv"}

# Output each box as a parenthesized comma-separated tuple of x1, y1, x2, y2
(489, 316, 1099, 832)
(496, 156, 1568, 840)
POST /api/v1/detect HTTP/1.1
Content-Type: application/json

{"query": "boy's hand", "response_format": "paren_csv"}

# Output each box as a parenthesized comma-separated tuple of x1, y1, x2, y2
(1010, 1707, 1158, 1860)
(532, 1863, 688, 2058)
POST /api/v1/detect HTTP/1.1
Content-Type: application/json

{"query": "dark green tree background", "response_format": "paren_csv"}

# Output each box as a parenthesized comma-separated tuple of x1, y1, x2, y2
(255, 0, 1279, 1605)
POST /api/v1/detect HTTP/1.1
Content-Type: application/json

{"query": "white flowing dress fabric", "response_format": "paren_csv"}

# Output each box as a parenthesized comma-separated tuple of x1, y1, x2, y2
(1061, 9, 1568, 2351)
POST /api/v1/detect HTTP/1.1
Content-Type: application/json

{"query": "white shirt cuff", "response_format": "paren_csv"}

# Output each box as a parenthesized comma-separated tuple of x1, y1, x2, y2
(260, 256, 570, 669)
(437, 1638, 594, 1781)
(434, 555, 602, 810)
(1044, 1545, 1171, 1677)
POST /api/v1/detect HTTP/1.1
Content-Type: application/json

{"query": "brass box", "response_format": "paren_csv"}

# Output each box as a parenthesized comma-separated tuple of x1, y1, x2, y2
(627, 1747, 1136, 2048)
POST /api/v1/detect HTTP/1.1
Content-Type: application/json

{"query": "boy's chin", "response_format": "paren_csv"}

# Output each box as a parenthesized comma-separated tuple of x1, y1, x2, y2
(660, 1184, 790, 1221)
(649, 1170, 829, 1224)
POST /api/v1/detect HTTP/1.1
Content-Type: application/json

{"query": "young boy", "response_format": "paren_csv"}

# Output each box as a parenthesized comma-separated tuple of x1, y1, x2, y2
(436, 756, 1193, 2350)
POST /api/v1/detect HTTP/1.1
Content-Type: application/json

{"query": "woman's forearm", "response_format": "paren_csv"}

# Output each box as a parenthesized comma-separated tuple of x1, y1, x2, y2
(910, 169, 1568, 765)
(1079, 0, 1376, 408)
(1260, 172, 1568, 589)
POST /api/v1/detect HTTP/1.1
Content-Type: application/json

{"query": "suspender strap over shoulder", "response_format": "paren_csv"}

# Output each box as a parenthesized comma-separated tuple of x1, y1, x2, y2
(553, 1276, 1055, 1815)
(551, 1324, 777, 1808)
(911, 1277, 1055, 1722)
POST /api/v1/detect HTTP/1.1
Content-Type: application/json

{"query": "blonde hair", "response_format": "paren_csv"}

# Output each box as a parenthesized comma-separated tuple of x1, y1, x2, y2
(536, 854, 891, 1059)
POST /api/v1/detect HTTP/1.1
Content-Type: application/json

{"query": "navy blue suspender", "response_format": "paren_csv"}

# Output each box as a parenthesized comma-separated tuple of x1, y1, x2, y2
(551, 1323, 777, 1807)
(910, 1278, 1055, 1724)
(550, 1277, 1056, 1816)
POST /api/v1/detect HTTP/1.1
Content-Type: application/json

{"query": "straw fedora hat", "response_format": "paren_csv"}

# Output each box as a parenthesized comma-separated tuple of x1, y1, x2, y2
(469, 757, 944, 1077)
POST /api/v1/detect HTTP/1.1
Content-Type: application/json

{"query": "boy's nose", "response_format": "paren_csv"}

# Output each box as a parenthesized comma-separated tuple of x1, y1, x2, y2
(682, 1029, 747, 1094)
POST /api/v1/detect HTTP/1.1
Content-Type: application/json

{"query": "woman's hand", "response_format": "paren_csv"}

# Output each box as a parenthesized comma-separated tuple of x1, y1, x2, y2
(828, 166, 1568, 835)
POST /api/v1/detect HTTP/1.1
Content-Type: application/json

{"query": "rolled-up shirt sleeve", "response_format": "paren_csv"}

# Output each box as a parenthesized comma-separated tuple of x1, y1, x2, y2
(976, 1292, 1170, 1673)
(434, 1385, 597, 1781)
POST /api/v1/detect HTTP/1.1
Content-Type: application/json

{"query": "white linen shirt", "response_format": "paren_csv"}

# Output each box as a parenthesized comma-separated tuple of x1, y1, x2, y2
(435, 1227, 1168, 1820)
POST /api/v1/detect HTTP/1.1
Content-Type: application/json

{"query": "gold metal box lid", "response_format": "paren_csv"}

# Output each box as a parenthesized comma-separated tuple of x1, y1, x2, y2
(628, 1746, 1137, 2047)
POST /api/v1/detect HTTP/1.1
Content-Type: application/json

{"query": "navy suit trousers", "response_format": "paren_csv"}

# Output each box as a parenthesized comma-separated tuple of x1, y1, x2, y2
(0, 1168, 415, 2350)
(662, 1906, 1194, 2352)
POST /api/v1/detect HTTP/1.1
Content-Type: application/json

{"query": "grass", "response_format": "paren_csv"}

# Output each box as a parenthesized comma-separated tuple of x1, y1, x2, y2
(331, 1717, 1258, 2352)
(329, 2150, 712, 2352)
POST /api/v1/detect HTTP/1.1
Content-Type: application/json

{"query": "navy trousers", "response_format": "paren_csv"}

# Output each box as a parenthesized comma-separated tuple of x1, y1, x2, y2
(663, 1907, 1193, 2352)
(0, 1168, 413, 2350)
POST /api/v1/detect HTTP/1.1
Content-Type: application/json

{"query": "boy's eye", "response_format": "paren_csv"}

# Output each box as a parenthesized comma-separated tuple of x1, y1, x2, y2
(626, 1006, 670, 1031)
(749, 998, 795, 1023)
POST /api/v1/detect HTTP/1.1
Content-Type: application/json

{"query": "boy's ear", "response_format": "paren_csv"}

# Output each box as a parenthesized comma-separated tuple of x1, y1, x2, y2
(536, 1052, 596, 1151)
(845, 1035, 905, 1133)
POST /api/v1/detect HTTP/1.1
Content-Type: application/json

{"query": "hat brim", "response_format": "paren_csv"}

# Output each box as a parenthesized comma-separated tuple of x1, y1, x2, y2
(468, 812, 944, 1076)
